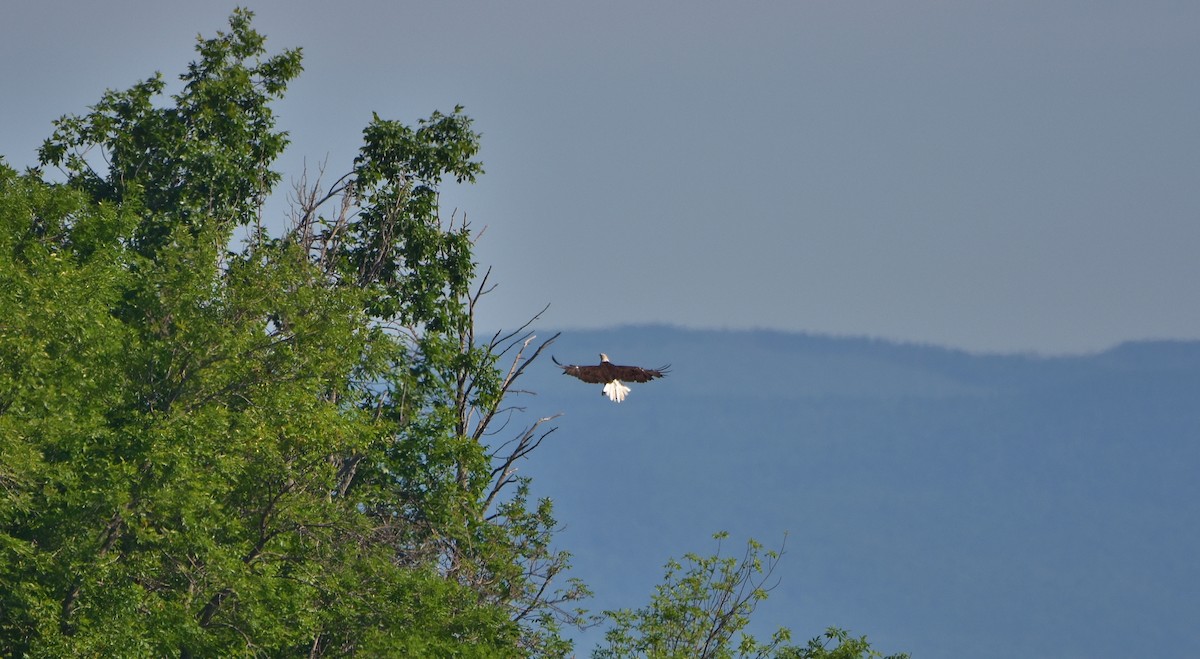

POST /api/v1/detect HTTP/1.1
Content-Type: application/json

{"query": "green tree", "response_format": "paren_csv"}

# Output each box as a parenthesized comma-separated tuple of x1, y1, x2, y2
(2, 9, 580, 657)
(776, 627, 910, 659)
(593, 533, 791, 659)
(591, 534, 908, 659)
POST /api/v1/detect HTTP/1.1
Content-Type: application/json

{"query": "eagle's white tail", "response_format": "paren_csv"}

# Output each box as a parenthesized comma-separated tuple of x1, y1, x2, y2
(603, 380, 631, 403)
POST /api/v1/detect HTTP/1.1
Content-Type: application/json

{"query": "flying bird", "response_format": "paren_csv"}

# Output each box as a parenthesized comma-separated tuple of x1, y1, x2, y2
(552, 353, 670, 403)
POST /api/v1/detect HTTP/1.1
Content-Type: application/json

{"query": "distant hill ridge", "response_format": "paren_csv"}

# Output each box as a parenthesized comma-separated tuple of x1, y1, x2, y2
(522, 324, 1200, 401)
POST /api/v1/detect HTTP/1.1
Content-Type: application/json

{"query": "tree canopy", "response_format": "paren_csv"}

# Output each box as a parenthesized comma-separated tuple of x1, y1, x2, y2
(2, 10, 577, 656)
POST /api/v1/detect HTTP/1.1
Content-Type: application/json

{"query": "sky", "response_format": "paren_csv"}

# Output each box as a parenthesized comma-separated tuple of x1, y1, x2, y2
(4, 1, 1199, 354)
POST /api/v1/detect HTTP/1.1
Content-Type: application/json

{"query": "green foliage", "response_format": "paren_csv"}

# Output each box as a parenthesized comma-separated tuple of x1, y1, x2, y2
(775, 627, 910, 659)
(2, 10, 577, 657)
(38, 6, 302, 254)
(593, 532, 791, 659)
(346, 108, 482, 327)
(590, 535, 909, 659)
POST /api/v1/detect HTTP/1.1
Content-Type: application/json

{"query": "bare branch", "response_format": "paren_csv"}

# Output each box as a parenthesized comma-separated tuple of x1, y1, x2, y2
(483, 419, 561, 513)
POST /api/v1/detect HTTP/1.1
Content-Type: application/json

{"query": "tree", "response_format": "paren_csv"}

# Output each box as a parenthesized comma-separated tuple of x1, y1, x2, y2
(2, 10, 581, 657)
(776, 628, 910, 659)
(591, 534, 909, 659)
(593, 532, 791, 659)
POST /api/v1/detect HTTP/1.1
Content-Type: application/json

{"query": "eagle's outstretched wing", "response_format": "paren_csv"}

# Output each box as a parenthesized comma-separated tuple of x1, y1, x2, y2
(607, 362, 670, 383)
(552, 356, 670, 384)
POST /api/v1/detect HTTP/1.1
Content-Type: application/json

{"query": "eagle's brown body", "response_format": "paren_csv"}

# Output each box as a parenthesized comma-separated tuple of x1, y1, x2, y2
(552, 353, 669, 402)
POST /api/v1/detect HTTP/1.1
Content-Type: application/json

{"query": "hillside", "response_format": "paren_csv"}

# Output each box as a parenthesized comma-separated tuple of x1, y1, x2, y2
(502, 326, 1200, 658)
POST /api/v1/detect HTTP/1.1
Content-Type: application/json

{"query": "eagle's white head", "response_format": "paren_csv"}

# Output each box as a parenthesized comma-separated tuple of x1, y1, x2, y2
(599, 353, 610, 363)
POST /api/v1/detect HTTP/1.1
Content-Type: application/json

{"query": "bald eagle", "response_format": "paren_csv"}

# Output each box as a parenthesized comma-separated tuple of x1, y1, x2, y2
(552, 353, 670, 403)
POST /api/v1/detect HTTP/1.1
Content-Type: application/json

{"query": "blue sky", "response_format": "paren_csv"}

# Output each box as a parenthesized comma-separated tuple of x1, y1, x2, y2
(4, 1, 1198, 354)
